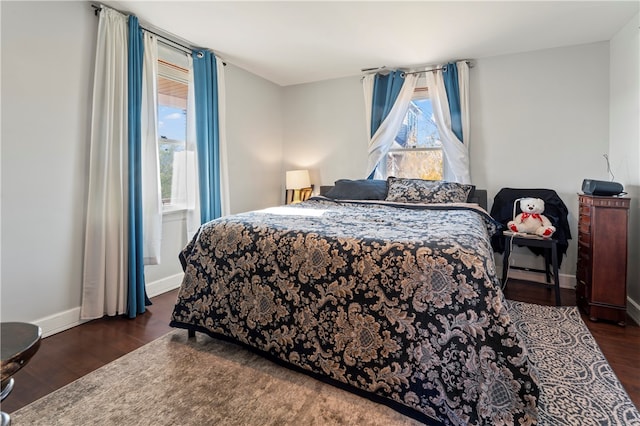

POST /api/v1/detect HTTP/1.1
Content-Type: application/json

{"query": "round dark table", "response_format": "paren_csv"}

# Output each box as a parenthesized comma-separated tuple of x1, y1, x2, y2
(1, 322, 42, 426)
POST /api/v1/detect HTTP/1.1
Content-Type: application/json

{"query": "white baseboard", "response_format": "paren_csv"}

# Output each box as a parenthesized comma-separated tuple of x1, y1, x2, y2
(501, 268, 576, 289)
(34, 274, 184, 338)
(36, 307, 90, 338)
(146, 273, 183, 298)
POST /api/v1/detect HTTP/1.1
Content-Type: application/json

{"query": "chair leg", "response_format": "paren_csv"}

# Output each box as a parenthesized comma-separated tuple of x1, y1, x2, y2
(551, 242, 561, 306)
(544, 249, 551, 284)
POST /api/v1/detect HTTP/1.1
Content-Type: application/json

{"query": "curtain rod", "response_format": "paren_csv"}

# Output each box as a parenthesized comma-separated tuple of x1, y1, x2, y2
(362, 60, 474, 76)
(412, 60, 474, 75)
(90, 3, 226, 64)
(404, 66, 447, 75)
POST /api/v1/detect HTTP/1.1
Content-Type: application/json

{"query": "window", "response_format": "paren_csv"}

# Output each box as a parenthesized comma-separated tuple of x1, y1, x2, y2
(157, 45, 190, 211)
(381, 88, 443, 180)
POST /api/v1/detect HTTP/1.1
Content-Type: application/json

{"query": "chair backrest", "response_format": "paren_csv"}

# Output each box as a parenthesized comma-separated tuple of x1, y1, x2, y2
(490, 188, 572, 265)
(491, 188, 569, 228)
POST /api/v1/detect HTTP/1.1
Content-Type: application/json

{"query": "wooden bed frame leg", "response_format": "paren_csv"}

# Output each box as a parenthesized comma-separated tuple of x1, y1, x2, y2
(188, 329, 195, 338)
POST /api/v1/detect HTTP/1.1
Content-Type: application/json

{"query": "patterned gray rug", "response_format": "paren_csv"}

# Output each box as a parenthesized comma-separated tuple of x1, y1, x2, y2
(10, 302, 640, 425)
(506, 301, 640, 425)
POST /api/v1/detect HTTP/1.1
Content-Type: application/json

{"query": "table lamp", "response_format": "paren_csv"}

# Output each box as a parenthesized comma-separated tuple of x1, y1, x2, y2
(286, 170, 311, 204)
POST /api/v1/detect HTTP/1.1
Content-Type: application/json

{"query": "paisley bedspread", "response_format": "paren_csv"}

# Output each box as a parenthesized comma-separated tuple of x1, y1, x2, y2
(170, 198, 539, 425)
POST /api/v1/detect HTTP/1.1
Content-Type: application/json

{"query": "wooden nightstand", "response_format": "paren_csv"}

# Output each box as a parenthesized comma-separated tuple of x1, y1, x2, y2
(576, 194, 630, 325)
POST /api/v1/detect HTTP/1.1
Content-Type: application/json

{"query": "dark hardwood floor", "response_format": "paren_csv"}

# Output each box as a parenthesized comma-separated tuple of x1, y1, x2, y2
(1, 289, 179, 414)
(2, 280, 639, 415)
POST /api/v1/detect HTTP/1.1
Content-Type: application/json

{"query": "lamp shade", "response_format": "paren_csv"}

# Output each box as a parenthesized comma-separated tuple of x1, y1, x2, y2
(286, 170, 311, 190)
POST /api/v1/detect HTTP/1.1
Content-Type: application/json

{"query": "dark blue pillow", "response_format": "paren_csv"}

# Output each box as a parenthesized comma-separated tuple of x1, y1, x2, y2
(324, 179, 388, 200)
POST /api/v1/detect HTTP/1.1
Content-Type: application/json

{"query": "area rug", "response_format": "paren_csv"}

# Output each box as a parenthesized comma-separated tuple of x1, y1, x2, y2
(506, 301, 640, 425)
(10, 302, 640, 425)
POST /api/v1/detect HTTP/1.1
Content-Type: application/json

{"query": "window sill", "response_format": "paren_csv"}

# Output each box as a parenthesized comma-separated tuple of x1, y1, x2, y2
(162, 207, 188, 218)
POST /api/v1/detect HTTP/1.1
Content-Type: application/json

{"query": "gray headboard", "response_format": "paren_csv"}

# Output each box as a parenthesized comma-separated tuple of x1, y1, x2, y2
(470, 189, 488, 211)
(319, 185, 488, 211)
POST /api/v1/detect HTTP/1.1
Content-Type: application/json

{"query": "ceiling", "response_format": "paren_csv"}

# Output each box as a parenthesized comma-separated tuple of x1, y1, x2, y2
(103, 1, 639, 86)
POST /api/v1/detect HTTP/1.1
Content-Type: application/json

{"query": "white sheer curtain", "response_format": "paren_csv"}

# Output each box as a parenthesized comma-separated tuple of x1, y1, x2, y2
(141, 32, 162, 265)
(363, 73, 418, 179)
(458, 63, 470, 157)
(362, 75, 375, 151)
(81, 8, 128, 319)
(425, 61, 471, 183)
(216, 59, 230, 217)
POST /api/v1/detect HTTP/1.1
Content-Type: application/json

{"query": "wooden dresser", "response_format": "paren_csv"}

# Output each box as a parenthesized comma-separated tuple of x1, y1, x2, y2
(576, 194, 630, 325)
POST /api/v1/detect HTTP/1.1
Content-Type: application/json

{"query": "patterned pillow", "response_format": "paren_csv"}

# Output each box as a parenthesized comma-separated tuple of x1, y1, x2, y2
(385, 178, 474, 204)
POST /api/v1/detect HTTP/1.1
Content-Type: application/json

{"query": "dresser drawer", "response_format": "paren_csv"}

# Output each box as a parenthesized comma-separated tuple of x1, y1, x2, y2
(578, 213, 591, 232)
(579, 203, 592, 217)
(578, 218, 591, 234)
(578, 231, 591, 247)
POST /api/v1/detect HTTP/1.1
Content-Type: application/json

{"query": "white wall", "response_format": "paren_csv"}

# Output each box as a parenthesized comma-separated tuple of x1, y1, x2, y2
(609, 13, 640, 322)
(1, 1, 95, 330)
(225, 64, 284, 213)
(0, 2, 284, 335)
(283, 77, 368, 191)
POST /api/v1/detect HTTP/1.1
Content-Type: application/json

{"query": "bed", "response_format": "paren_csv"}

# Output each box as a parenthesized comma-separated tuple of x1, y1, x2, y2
(170, 178, 539, 425)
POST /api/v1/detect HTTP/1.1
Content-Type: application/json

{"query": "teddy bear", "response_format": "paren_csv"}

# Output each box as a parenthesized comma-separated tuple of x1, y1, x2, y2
(507, 197, 556, 237)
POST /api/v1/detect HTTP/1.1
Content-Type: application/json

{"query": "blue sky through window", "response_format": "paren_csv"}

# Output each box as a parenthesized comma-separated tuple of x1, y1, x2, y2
(395, 98, 440, 148)
(158, 105, 186, 141)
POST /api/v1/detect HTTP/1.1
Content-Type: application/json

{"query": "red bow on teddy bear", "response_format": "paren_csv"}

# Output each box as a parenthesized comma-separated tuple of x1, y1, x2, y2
(519, 212, 542, 222)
